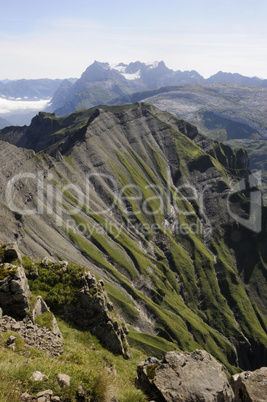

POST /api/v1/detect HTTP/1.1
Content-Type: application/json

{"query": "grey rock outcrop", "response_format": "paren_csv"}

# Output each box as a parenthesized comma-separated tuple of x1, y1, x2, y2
(65, 270, 130, 358)
(0, 264, 30, 318)
(231, 367, 267, 401)
(136, 350, 234, 401)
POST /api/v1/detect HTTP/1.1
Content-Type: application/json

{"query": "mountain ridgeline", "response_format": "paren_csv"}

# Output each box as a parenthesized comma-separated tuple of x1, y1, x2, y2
(0, 103, 267, 374)
(46, 61, 267, 117)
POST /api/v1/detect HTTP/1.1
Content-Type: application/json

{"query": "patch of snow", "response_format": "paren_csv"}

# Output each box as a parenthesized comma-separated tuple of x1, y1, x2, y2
(110, 63, 127, 73)
(122, 70, 141, 80)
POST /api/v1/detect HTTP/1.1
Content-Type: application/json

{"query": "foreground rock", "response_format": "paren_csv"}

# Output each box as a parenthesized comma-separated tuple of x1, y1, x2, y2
(64, 270, 130, 358)
(30, 371, 49, 382)
(21, 389, 59, 401)
(0, 264, 30, 318)
(0, 244, 129, 358)
(0, 247, 62, 354)
(56, 373, 71, 388)
(231, 367, 267, 401)
(136, 350, 234, 401)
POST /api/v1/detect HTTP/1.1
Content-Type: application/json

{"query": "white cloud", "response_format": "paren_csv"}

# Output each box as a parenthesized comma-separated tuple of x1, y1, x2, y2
(0, 98, 50, 114)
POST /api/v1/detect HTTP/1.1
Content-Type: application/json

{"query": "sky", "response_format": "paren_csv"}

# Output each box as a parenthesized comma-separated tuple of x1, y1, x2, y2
(0, 0, 267, 80)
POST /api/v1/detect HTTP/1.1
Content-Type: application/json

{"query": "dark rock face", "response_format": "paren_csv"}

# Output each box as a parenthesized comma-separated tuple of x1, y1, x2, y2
(4, 242, 22, 262)
(0, 264, 30, 318)
(231, 367, 267, 401)
(136, 350, 235, 401)
(64, 271, 130, 358)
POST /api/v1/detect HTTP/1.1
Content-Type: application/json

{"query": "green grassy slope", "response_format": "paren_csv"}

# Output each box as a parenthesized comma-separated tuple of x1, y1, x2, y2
(1, 103, 266, 373)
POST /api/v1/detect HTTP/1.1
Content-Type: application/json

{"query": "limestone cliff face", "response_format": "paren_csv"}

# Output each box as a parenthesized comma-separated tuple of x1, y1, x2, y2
(0, 104, 266, 372)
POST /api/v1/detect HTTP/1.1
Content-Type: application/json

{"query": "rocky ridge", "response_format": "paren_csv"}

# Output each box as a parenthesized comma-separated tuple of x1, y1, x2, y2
(0, 244, 130, 358)
(0, 244, 63, 355)
(63, 269, 130, 358)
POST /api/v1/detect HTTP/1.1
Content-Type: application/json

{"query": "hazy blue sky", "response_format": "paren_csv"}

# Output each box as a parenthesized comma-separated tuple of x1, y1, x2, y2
(1, 0, 266, 79)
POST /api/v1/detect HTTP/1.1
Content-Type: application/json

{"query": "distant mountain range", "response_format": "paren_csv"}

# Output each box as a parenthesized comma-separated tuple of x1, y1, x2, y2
(1, 60, 266, 106)
(1, 60, 267, 128)
(47, 61, 267, 115)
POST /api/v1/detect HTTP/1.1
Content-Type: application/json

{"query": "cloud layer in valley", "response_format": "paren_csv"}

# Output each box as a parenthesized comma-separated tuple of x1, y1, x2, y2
(0, 98, 50, 114)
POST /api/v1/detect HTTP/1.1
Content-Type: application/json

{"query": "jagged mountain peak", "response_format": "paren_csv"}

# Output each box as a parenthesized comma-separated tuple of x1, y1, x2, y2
(80, 60, 119, 82)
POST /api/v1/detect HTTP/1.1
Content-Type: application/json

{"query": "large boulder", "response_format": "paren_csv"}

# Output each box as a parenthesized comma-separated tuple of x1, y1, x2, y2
(136, 349, 234, 401)
(231, 367, 267, 401)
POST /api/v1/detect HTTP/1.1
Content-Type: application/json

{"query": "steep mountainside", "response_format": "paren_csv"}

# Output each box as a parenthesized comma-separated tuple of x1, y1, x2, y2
(226, 139, 267, 204)
(118, 84, 267, 206)
(0, 103, 266, 374)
